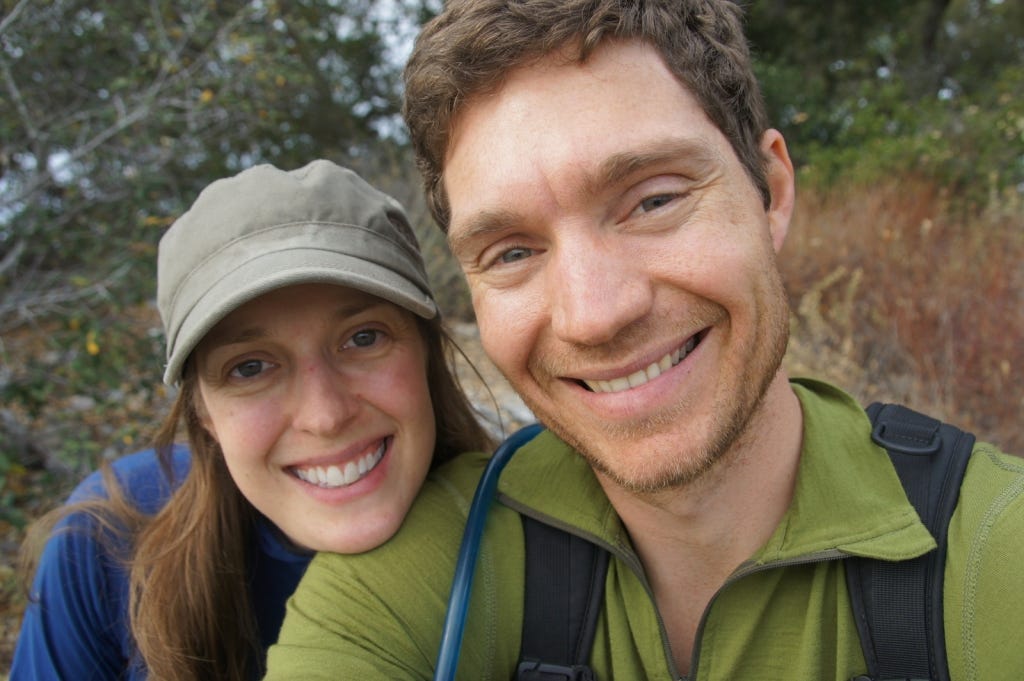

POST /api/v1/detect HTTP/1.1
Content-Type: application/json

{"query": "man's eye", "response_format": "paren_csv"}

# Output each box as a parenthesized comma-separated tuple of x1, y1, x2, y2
(346, 329, 380, 348)
(637, 193, 677, 213)
(230, 359, 266, 379)
(499, 246, 533, 264)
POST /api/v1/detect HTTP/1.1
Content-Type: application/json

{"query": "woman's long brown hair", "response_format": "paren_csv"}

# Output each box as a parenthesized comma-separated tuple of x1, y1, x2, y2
(21, 315, 495, 680)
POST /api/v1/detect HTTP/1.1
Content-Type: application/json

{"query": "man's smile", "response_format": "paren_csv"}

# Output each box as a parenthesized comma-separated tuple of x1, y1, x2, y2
(578, 331, 704, 393)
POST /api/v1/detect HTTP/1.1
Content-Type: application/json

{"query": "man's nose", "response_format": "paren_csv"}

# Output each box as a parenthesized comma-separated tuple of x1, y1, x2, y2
(548, 233, 653, 346)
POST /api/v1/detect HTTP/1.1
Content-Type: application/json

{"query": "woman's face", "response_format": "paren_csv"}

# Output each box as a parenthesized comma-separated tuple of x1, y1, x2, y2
(194, 283, 436, 553)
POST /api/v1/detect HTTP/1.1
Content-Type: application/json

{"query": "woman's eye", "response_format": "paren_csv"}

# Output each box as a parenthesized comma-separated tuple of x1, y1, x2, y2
(346, 329, 381, 349)
(229, 359, 267, 379)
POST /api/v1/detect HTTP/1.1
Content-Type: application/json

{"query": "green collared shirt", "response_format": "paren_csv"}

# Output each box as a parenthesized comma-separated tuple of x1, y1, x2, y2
(266, 379, 1024, 680)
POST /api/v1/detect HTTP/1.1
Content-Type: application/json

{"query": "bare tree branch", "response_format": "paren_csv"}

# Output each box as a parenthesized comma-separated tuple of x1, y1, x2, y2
(0, 47, 40, 147)
(0, 239, 25, 277)
(0, 263, 131, 333)
(0, 3, 253, 212)
(0, 0, 32, 36)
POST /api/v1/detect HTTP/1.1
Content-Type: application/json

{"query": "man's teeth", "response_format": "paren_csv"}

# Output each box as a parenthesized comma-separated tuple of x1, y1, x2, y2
(583, 336, 697, 394)
(294, 441, 386, 489)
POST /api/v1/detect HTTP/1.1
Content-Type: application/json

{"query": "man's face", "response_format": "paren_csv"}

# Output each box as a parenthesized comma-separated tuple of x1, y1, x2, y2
(444, 40, 795, 494)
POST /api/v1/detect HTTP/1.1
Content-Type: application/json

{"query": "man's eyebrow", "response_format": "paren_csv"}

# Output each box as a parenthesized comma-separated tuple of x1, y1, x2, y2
(447, 207, 522, 260)
(585, 137, 720, 196)
(447, 138, 720, 257)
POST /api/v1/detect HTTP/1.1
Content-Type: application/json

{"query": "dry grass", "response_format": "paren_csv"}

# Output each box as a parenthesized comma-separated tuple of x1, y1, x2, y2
(781, 178, 1023, 454)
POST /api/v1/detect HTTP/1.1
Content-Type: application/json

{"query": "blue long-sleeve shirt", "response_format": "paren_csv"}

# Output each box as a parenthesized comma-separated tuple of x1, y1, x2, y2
(10, 447, 310, 680)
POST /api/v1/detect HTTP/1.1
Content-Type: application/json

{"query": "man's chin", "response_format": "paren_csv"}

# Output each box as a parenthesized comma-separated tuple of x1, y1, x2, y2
(542, 423, 703, 491)
(587, 445, 725, 495)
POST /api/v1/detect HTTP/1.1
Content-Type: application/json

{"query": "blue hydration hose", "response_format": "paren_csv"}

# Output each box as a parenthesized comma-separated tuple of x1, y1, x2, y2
(433, 422, 543, 681)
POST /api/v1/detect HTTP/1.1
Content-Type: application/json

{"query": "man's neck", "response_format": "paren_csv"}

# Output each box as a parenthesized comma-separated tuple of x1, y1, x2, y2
(600, 372, 805, 674)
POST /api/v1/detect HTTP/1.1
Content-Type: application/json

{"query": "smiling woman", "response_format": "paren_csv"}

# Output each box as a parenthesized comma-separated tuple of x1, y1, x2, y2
(192, 283, 438, 554)
(10, 161, 494, 681)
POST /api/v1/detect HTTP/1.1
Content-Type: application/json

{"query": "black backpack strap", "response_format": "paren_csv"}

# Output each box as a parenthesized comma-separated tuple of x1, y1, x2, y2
(517, 515, 609, 681)
(846, 403, 975, 681)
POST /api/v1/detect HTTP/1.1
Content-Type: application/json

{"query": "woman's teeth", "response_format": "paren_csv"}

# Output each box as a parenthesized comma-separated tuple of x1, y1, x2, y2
(293, 441, 386, 489)
(583, 335, 698, 394)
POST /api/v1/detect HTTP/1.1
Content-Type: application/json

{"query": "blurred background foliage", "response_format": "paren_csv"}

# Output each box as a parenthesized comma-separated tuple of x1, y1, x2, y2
(748, 0, 1023, 196)
(0, 0, 455, 484)
(0, 0, 1021, 552)
(3, 0, 1019, 346)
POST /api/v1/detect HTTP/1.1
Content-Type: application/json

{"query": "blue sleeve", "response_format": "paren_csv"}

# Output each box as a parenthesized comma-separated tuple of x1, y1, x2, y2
(10, 511, 133, 680)
(10, 447, 190, 681)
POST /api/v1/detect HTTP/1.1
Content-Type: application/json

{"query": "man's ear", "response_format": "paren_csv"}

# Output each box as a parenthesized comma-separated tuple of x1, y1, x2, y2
(760, 129, 796, 254)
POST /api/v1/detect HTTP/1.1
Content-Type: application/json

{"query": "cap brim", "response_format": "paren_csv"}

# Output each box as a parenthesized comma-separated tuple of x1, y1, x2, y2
(163, 248, 437, 384)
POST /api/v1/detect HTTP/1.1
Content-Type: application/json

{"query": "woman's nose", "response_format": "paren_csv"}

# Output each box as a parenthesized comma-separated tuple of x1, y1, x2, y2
(290, 361, 359, 437)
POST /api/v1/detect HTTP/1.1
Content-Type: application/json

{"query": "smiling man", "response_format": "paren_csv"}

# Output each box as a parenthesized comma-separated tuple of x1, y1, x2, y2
(265, 2, 1024, 679)
(442, 39, 799, 500)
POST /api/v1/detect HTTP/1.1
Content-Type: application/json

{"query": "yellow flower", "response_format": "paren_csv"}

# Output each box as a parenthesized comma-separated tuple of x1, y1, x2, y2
(86, 330, 100, 356)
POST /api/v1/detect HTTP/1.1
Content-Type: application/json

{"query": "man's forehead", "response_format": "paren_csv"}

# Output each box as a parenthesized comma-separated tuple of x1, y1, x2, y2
(444, 134, 727, 261)
(442, 40, 688, 151)
(440, 40, 733, 233)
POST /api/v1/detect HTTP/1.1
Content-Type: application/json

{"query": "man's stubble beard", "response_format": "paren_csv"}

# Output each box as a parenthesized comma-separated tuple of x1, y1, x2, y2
(519, 272, 792, 496)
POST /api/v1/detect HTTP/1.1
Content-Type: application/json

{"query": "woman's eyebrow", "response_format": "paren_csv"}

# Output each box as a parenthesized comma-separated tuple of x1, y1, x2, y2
(204, 297, 391, 351)
(328, 298, 391, 321)
(203, 326, 269, 351)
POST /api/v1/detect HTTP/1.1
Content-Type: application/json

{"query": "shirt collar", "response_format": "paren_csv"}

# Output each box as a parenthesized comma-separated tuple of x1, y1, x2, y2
(497, 378, 936, 565)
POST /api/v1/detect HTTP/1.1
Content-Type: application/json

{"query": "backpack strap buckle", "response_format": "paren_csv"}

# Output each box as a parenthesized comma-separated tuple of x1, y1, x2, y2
(517, 660, 597, 681)
(868, 403, 943, 455)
